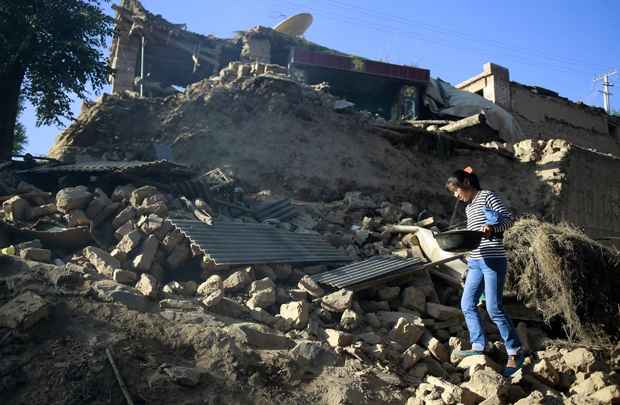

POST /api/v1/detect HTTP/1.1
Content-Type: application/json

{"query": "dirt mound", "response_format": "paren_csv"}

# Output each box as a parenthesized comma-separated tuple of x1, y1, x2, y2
(505, 217, 620, 343)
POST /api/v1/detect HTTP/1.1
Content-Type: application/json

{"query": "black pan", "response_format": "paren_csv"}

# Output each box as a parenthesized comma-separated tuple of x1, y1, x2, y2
(435, 230, 483, 253)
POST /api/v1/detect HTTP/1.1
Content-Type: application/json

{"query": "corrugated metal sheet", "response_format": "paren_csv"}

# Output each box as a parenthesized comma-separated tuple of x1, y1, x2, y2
(311, 256, 424, 288)
(167, 218, 352, 265)
(20, 160, 194, 176)
(290, 48, 430, 83)
(254, 199, 297, 222)
(173, 168, 234, 199)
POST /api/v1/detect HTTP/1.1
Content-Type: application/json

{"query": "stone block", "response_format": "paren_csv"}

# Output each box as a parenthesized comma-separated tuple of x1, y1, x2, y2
(402, 344, 425, 370)
(166, 243, 191, 269)
(325, 329, 353, 348)
(56, 186, 92, 213)
(223, 267, 254, 292)
(28, 203, 57, 220)
(297, 275, 324, 297)
(114, 220, 136, 240)
(132, 235, 159, 271)
(3, 195, 31, 221)
(135, 273, 158, 299)
(388, 317, 425, 348)
(201, 290, 224, 308)
(113, 269, 138, 285)
(280, 300, 310, 329)
(425, 302, 463, 320)
(116, 229, 144, 255)
(340, 308, 361, 331)
(19, 247, 52, 263)
(401, 286, 426, 312)
(377, 286, 400, 301)
(197, 275, 223, 296)
(64, 209, 90, 227)
(0, 291, 48, 329)
(130, 185, 158, 207)
(112, 206, 137, 229)
(321, 289, 353, 312)
(83, 246, 121, 277)
(138, 213, 164, 234)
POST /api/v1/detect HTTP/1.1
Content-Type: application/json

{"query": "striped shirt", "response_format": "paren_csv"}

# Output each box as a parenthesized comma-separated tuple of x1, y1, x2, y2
(465, 190, 514, 259)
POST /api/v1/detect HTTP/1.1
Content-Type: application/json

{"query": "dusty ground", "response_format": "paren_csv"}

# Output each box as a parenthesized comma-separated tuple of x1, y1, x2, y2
(0, 259, 407, 405)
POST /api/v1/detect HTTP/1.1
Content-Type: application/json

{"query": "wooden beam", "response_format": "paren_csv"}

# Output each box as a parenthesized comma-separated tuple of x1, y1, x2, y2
(438, 113, 485, 133)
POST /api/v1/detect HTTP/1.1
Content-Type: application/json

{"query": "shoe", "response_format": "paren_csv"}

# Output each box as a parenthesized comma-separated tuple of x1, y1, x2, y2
(452, 349, 485, 362)
(503, 352, 525, 377)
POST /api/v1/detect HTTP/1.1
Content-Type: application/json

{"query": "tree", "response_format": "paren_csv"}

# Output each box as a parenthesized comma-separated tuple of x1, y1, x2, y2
(12, 97, 27, 154)
(0, 0, 113, 161)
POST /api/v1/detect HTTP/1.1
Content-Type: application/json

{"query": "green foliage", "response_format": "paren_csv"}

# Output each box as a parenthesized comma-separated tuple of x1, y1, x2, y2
(12, 98, 27, 154)
(0, 0, 113, 126)
(13, 122, 27, 155)
(611, 110, 620, 117)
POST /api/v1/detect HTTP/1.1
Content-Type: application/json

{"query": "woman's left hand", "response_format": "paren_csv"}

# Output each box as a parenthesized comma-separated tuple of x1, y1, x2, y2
(481, 224, 493, 238)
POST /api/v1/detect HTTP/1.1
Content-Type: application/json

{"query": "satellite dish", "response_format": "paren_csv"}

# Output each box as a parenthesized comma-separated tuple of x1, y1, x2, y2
(273, 13, 313, 37)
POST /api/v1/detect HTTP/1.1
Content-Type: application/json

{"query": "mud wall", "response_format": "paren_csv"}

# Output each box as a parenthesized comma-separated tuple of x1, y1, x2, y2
(510, 83, 620, 155)
(558, 147, 620, 246)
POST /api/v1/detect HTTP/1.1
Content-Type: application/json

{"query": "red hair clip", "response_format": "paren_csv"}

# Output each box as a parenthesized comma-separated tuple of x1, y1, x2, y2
(464, 166, 474, 174)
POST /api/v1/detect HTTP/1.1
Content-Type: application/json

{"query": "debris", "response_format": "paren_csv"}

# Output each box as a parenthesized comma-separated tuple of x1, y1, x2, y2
(113, 269, 139, 285)
(325, 329, 353, 348)
(402, 344, 426, 370)
(247, 277, 276, 309)
(321, 289, 353, 312)
(425, 302, 463, 321)
(223, 267, 254, 292)
(56, 186, 93, 213)
(161, 365, 203, 387)
(131, 235, 159, 271)
(340, 308, 361, 331)
(92, 279, 150, 311)
(280, 300, 310, 329)
(201, 290, 224, 308)
(19, 247, 52, 263)
(0, 292, 49, 330)
(297, 275, 325, 297)
(83, 246, 121, 277)
(388, 317, 425, 347)
(135, 273, 158, 299)
(197, 275, 223, 296)
(105, 348, 135, 405)
(3, 195, 31, 221)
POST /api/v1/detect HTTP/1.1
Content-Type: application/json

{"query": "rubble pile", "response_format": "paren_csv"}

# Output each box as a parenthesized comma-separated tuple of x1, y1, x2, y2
(48, 61, 541, 208)
(1, 173, 619, 404)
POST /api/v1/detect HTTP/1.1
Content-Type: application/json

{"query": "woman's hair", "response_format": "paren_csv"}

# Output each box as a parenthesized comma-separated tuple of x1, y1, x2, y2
(446, 167, 481, 191)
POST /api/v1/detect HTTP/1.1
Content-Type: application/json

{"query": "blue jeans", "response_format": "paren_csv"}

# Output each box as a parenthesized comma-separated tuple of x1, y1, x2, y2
(461, 258, 521, 355)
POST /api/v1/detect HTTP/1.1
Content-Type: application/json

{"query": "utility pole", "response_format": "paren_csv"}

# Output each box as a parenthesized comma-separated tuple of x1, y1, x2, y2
(594, 70, 617, 113)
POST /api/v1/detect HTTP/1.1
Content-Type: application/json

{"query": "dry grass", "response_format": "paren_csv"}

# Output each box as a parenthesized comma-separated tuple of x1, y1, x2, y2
(504, 217, 620, 344)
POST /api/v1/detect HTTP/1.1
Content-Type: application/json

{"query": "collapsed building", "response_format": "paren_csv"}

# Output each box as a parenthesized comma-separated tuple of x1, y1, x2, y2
(1, 1, 620, 404)
(52, 0, 620, 246)
(458, 63, 620, 155)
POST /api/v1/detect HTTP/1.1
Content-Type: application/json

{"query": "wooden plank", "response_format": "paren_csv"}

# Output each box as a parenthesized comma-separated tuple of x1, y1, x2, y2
(409, 226, 467, 282)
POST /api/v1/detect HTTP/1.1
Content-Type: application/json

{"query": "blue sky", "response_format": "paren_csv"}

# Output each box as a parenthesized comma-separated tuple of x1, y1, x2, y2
(20, 0, 620, 155)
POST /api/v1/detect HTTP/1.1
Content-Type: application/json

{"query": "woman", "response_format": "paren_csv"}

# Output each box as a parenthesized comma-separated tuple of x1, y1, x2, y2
(446, 167, 523, 376)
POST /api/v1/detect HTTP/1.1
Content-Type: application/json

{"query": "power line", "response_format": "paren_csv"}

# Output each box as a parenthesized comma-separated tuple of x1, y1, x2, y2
(321, 0, 609, 70)
(270, 0, 597, 76)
